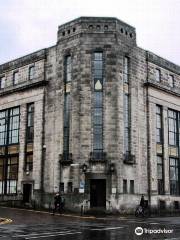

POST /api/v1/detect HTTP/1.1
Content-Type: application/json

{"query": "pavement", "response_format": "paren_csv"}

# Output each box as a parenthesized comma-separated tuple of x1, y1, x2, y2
(0, 206, 180, 239)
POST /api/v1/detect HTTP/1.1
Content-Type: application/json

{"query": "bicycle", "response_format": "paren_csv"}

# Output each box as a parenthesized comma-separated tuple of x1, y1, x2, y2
(135, 205, 150, 217)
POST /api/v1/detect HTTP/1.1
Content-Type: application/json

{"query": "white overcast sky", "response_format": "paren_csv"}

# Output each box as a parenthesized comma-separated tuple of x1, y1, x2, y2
(0, 0, 180, 65)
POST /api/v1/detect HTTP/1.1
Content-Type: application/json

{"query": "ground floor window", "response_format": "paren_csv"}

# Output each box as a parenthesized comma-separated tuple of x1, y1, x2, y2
(169, 157, 179, 195)
(157, 155, 164, 194)
(0, 154, 18, 195)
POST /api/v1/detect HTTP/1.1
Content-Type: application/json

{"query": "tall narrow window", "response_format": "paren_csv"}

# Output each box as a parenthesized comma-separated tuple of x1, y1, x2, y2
(0, 76, 5, 89)
(123, 179, 127, 193)
(8, 108, 20, 144)
(13, 71, 19, 85)
(26, 103, 34, 143)
(25, 103, 34, 172)
(168, 75, 174, 88)
(168, 110, 177, 146)
(29, 66, 35, 80)
(157, 155, 164, 194)
(170, 157, 179, 195)
(63, 56, 72, 160)
(65, 56, 72, 83)
(156, 105, 163, 143)
(6, 156, 18, 194)
(0, 110, 7, 146)
(155, 69, 161, 82)
(93, 52, 103, 160)
(124, 94, 130, 153)
(0, 107, 19, 195)
(130, 180, 134, 194)
(123, 56, 129, 83)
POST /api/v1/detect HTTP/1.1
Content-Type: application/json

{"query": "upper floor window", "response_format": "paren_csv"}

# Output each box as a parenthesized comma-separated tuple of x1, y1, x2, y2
(0, 107, 20, 146)
(124, 93, 130, 153)
(155, 69, 161, 82)
(168, 110, 178, 146)
(0, 76, 5, 89)
(65, 56, 72, 83)
(156, 105, 163, 143)
(168, 75, 174, 88)
(123, 56, 129, 83)
(29, 66, 35, 80)
(94, 52, 103, 84)
(92, 52, 103, 159)
(26, 103, 34, 143)
(13, 71, 19, 85)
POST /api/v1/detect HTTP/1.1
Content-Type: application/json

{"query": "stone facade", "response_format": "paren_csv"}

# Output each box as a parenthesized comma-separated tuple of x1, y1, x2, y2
(0, 17, 180, 214)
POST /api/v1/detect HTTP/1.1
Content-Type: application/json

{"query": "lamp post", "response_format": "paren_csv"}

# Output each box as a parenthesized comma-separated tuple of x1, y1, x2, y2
(82, 163, 88, 173)
(109, 163, 115, 174)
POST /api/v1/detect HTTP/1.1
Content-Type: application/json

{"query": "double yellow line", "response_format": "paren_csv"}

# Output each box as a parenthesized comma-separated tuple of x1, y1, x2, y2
(0, 218, 12, 225)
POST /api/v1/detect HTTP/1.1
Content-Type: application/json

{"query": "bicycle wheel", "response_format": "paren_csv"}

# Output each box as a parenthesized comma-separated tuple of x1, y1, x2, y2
(143, 208, 150, 217)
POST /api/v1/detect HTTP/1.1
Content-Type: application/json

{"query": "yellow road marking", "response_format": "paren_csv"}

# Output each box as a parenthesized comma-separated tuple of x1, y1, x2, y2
(0, 218, 12, 225)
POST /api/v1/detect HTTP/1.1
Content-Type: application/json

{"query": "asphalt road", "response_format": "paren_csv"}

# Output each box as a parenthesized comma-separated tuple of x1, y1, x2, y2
(0, 207, 180, 239)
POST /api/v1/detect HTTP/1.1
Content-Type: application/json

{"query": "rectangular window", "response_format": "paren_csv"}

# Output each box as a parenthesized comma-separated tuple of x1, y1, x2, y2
(0, 111, 7, 146)
(168, 110, 178, 146)
(123, 179, 127, 193)
(157, 155, 164, 194)
(169, 157, 179, 195)
(130, 180, 134, 194)
(168, 75, 174, 88)
(67, 182, 73, 193)
(26, 103, 34, 143)
(0, 76, 5, 89)
(29, 66, 35, 80)
(60, 182, 64, 193)
(0, 107, 19, 195)
(155, 69, 161, 82)
(13, 71, 19, 85)
(93, 52, 103, 160)
(25, 103, 34, 172)
(8, 108, 20, 144)
(6, 156, 18, 194)
(156, 105, 163, 143)
(65, 56, 72, 83)
(63, 56, 72, 160)
(0, 157, 5, 194)
(123, 56, 129, 83)
(124, 94, 130, 153)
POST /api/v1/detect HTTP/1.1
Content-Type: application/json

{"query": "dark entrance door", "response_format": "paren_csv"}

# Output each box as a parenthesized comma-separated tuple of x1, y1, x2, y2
(90, 179, 106, 208)
(23, 184, 32, 203)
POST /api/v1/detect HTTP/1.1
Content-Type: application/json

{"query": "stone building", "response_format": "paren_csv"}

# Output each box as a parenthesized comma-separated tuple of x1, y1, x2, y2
(0, 17, 180, 213)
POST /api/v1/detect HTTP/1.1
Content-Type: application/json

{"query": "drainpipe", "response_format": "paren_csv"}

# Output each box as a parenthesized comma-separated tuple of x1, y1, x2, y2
(145, 51, 152, 211)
